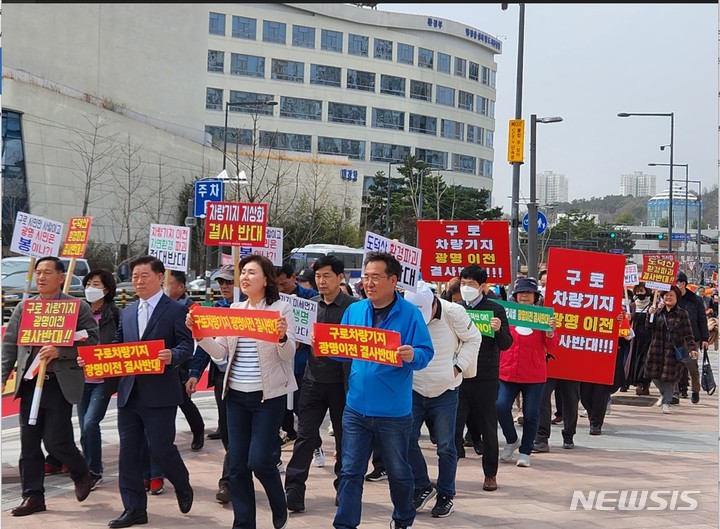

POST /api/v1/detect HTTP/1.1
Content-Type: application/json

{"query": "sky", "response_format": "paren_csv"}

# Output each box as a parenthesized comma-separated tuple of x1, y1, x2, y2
(381, 3, 719, 214)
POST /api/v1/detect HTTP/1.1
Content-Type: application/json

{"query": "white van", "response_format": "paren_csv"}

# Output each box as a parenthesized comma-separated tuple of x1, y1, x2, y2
(1, 255, 91, 280)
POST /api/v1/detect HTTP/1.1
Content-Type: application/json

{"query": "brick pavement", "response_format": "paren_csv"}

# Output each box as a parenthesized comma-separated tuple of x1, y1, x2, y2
(2, 381, 718, 529)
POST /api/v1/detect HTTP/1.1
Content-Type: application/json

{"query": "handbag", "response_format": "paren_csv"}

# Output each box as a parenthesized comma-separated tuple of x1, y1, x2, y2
(701, 347, 716, 395)
(663, 314, 692, 364)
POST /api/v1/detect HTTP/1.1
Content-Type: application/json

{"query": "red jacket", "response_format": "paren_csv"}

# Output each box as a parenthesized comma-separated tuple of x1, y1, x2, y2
(499, 325, 560, 384)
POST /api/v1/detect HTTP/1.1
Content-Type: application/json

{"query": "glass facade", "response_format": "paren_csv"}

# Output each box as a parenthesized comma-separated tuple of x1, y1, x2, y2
(2, 111, 30, 249)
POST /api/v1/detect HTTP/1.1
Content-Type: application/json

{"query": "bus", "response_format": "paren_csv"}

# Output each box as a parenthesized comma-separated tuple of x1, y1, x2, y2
(289, 244, 365, 280)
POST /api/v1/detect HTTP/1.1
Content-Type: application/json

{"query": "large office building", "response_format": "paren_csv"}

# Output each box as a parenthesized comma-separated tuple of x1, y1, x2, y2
(536, 170, 569, 206)
(620, 170, 656, 197)
(2, 3, 503, 255)
(647, 185, 702, 230)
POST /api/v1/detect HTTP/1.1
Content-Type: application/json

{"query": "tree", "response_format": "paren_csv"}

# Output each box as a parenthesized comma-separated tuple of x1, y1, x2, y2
(658, 217, 669, 228)
(615, 211, 637, 225)
(145, 155, 179, 226)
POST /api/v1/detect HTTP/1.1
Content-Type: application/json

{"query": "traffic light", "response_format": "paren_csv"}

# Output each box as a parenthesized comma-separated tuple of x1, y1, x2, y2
(657, 233, 664, 240)
(610, 232, 616, 239)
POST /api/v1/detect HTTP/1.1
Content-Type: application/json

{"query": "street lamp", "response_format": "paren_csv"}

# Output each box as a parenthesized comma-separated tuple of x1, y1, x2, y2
(687, 179, 703, 276)
(649, 162, 688, 263)
(528, 114, 562, 279)
(618, 112, 675, 249)
(387, 161, 404, 236)
(223, 100, 278, 171)
(503, 2, 526, 283)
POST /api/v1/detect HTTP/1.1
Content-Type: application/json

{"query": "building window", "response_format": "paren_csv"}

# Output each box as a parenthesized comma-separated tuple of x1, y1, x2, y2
(458, 91, 474, 111)
(263, 20, 286, 44)
(372, 108, 404, 130)
(321, 29, 343, 52)
(260, 131, 312, 153)
(207, 50, 224, 73)
(441, 119, 464, 141)
(453, 153, 476, 174)
(477, 95, 495, 117)
(232, 16, 256, 39)
(2, 110, 29, 251)
(469, 61, 479, 81)
(436, 85, 455, 107)
(230, 53, 264, 78)
(409, 114, 437, 135)
(280, 97, 322, 120)
(292, 25, 315, 48)
(328, 102, 367, 126)
(380, 74, 405, 97)
(416, 148, 447, 170)
(466, 125, 485, 145)
(318, 136, 366, 160)
(482, 66, 497, 87)
(480, 158, 493, 178)
(310, 64, 341, 87)
(455, 57, 467, 78)
(206, 125, 252, 147)
(370, 142, 411, 163)
(347, 69, 375, 92)
(206, 87, 223, 111)
(374, 38, 393, 60)
(271, 59, 304, 83)
(348, 34, 369, 56)
(410, 80, 432, 102)
(228, 91, 276, 115)
(397, 43, 414, 65)
(418, 47, 434, 69)
(209, 12, 225, 36)
(485, 130, 494, 148)
(437, 52, 451, 74)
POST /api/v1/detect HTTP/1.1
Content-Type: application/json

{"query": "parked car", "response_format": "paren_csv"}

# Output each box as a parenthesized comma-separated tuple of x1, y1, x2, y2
(1, 256, 91, 279)
(187, 276, 220, 293)
(1, 270, 84, 301)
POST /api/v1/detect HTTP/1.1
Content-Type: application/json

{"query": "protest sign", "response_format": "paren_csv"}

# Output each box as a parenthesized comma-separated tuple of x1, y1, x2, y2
(240, 226, 283, 266)
(545, 248, 625, 385)
(204, 201, 268, 246)
(466, 310, 495, 337)
(60, 216, 92, 258)
(417, 220, 511, 284)
(148, 224, 190, 272)
(363, 231, 422, 292)
(78, 340, 166, 378)
(495, 299, 554, 332)
(17, 299, 80, 347)
(10, 211, 64, 259)
(280, 293, 317, 346)
(313, 322, 402, 366)
(640, 254, 679, 291)
(624, 264, 639, 287)
(189, 305, 280, 342)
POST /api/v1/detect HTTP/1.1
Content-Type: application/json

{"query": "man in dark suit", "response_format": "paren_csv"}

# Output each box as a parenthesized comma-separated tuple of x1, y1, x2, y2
(2, 256, 99, 516)
(108, 255, 195, 528)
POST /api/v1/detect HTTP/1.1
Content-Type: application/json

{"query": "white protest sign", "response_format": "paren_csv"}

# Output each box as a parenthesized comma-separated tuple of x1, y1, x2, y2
(10, 211, 64, 258)
(280, 293, 318, 346)
(240, 226, 283, 266)
(624, 264, 639, 287)
(148, 224, 190, 272)
(363, 231, 422, 292)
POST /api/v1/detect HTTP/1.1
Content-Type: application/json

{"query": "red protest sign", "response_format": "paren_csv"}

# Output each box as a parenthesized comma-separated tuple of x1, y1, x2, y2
(17, 299, 81, 346)
(313, 322, 402, 366)
(640, 254, 679, 291)
(204, 201, 268, 247)
(417, 220, 511, 284)
(78, 340, 166, 378)
(545, 248, 625, 385)
(189, 304, 280, 342)
(60, 216, 92, 258)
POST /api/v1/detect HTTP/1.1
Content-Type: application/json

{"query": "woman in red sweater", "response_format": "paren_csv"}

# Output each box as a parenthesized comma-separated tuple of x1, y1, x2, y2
(496, 277, 558, 467)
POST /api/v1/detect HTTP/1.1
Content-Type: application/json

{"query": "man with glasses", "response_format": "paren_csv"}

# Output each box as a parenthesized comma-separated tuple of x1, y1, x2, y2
(2, 256, 100, 516)
(334, 252, 434, 529)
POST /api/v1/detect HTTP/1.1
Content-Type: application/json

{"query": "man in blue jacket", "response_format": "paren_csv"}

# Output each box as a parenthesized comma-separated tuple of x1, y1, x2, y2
(333, 251, 434, 529)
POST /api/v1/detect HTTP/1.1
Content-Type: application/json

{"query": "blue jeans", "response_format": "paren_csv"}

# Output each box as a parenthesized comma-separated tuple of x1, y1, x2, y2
(408, 388, 458, 497)
(334, 407, 415, 529)
(226, 390, 286, 529)
(77, 382, 111, 475)
(496, 381, 545, 455)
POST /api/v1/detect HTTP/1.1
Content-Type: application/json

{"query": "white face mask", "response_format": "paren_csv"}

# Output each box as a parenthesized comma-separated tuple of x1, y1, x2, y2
(460, 285, 481, 303)
(85, 286, 105, 303)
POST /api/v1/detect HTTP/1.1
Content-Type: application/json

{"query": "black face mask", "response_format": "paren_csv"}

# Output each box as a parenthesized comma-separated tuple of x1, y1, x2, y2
(635, 294, 647, 300)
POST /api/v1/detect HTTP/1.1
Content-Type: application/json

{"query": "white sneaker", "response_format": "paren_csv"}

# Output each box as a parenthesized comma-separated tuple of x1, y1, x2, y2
(655, 396, 663, 407)
(579, 408, 588, 417)
(328, 424, 334, 437)
(313, 447, 326, 468)
(499, 438, 521, 463)
(516, 453, 531, 467)
(662, 404, 671, 414)
(277, 460, 285, 473)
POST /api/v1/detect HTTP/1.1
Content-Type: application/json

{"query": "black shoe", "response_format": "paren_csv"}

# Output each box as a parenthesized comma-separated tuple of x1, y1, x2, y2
(216, 483, 231, 504)
(90, 472, 103, 491)
(207, 429, 222, 440)
(473, 442, 483, 456)
(692, 392, 700, 404)
(364, 468, 388, 482)
(108, 509, 148, 528)
(176, 486, 194, 514)
(589, 426, 602, 436)
(680, 391, 689, 398)
(75, 471, 93, 502)
(11, 496, 46, 517)
(670, 397, 680, 405)
(286, 488, 305, 513)
(273, 509, 289, 529)
(191, 432, 204, 451)
(413, 485, 437, 510)
(431, 493, 455, 518)
(532, 440, 550, 453)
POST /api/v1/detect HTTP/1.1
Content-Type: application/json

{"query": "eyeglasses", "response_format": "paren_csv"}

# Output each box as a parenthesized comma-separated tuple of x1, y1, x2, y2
(361, 274, 391, 283)
(217, 279, 234, 285)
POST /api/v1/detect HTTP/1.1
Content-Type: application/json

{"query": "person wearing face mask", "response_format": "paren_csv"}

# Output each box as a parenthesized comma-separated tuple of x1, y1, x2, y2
(626, 283, 654, 396)
(78, 269, 120, 491)
(455, 265, 513, 492)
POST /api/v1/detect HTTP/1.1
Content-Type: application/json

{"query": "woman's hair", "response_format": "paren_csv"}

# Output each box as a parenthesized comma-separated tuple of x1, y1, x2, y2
(441, 277, 461, 302)
(83, 268, 117, 302)
(665, 284, 683, 300)
(239, 254, 280, 304)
